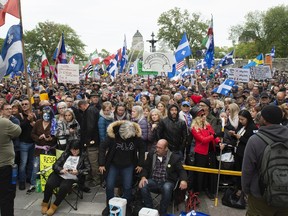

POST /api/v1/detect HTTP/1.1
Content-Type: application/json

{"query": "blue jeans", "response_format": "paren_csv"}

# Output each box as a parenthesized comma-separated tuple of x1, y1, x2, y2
(31, 156, 40, 186)
(106, 164, 134, 203)
(19, 142, 35, 183)
(140, 179, 175, 216)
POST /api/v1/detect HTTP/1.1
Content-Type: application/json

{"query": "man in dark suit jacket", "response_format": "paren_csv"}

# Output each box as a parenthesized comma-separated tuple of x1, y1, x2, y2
(139, 139, 188, 216)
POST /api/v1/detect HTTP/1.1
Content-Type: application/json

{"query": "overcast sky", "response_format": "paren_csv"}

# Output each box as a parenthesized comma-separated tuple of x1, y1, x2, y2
(0, 0, 286, 55)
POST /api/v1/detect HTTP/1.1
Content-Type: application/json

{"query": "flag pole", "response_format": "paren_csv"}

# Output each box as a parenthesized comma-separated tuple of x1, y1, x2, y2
(18, 0, 31, 100)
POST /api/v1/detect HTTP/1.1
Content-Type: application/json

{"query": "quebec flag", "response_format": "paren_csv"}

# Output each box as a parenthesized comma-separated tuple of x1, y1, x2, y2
(175, 33, 192, 63)
(0, 24, 23, 80)
(217, 50, 234, 68)
(212, 79, 235, 96)
(107, 53, 119, 78)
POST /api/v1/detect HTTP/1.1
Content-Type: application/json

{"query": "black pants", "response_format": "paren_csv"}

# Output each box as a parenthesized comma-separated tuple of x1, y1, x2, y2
(0, 165, 16, 216)
(43, 172, 76, 206)
(194, 152, 217, 194)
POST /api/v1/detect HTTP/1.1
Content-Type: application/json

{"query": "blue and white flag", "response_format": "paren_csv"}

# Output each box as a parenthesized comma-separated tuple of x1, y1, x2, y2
(107, 54, 119, 78)
(181, 69, 195, 78)
(217, 50, 234, 68)
(270, 46, 275, 59)
(119, 35, 128, 73)
(175, 32, 192, 63)
(196, 59, 207, 70)
(212, 79, 235, 96)
(0, 24, 23, 80)
(204, 17, 214, 69)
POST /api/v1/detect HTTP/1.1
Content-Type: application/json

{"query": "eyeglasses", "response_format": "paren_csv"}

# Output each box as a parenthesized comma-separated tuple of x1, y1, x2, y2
(66, 100, 73, 102)
(58, 107, 66, 110)
(21, 103, 29, 106)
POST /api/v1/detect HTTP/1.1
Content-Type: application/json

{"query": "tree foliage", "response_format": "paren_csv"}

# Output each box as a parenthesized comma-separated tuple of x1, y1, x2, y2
(157, 7, 208, 56)
(229, 5, 288, 58)
(24, 21, 86, 66)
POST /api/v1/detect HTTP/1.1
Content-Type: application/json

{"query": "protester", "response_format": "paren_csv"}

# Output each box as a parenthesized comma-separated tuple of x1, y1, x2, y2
(190, 105, 224, 200)
(147, 108, 162, 152)
(30, 106, 57, 193)
(114, 102, 130, 121)
(41, 140, 91, 216)
(56, 109, 81, 150)
(99, 120, 145, 216)
(78, 99, 100, 187)
(18, 98, 38, 191)
(157, 104, 187, 154)
(0, 116, 21, 216)
(98, 101, 114, 142)
(242, 105, 288, 215)
(139, 139, 188, 216)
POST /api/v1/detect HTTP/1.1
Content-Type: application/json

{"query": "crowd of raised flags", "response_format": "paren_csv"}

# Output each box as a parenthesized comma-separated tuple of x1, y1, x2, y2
(0, 0, 278, 93)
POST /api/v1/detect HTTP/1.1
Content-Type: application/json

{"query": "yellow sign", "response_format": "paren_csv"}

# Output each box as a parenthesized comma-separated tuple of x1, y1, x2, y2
(40, 154, 57, 191)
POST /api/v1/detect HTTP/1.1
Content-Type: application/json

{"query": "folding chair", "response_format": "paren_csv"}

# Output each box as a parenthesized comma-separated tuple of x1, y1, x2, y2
(37, 149, 86, 210)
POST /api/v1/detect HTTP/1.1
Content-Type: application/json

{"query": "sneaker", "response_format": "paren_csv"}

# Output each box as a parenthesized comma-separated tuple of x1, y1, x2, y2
(26, 185, 36, 194)
(19, 182, 26, 190)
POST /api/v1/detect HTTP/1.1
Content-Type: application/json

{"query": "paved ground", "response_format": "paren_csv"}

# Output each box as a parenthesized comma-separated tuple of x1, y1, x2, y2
(13, 184, 246, 216)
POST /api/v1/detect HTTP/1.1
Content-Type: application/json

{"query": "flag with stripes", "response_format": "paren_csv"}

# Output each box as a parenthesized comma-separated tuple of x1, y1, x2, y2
(52, 33, 67, 82)
(119, 35, 127, 73)
(68, 55, 75, 64)
(176, 60, 185, 71)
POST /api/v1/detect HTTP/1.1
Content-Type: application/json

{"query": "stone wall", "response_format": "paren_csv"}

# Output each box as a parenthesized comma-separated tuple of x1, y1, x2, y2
(189, 58, 288, 71)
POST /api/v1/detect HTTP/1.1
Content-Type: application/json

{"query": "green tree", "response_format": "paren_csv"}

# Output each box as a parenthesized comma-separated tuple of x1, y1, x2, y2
(24, 21, 86, 66)
(157, 7, 208, 57)
(0, 38, 4, 50)
(229, 5, 288, 58)
(98, 49, 110, 59)
(263, 5, 288, 57)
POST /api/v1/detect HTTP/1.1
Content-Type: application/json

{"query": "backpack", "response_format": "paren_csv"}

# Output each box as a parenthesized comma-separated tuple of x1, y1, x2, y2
(256, 132, 288, 207)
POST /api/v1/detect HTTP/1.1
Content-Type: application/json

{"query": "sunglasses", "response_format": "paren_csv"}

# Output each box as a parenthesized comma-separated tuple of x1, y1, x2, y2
(21, 103, 29, 106)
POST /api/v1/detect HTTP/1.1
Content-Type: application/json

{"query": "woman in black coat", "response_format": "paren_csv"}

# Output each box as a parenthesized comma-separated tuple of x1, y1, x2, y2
(228, 110, 258, 191)
(99, 120, 145, 216)
(41, 140, 91, 216)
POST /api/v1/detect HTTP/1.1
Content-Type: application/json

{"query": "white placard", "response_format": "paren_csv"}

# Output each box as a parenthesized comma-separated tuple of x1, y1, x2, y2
(58, 64, 80, 84)
(250, 66, 272, 80)
(142, 52, 176, 74)
(228, 68, 250, 83)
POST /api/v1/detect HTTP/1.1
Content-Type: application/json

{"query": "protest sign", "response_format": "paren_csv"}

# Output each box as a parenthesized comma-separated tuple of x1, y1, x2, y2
(58, 64, 80, 84)
(228, 68, 250, 83)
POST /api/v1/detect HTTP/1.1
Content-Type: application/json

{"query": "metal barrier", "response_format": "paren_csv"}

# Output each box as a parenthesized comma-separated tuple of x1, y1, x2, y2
(183, 165, 242, 176)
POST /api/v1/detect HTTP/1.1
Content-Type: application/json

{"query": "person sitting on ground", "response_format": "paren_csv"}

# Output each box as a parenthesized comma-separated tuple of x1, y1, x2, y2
(41, 140, 91, 216)
(139, 139, 188, 216)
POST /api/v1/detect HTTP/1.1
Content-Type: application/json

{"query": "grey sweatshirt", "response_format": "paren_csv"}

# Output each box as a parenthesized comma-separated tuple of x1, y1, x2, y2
(241, 124, 288, 197)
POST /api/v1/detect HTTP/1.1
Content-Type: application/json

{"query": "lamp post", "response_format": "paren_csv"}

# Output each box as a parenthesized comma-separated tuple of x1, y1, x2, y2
(146, 32, 157, 52)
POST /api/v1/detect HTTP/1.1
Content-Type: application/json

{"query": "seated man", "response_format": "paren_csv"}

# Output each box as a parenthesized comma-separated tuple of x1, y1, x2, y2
(139, 139, 188, 216)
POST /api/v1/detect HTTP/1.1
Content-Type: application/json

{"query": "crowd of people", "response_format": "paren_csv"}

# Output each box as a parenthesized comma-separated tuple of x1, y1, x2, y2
(1, 69, 288, 216)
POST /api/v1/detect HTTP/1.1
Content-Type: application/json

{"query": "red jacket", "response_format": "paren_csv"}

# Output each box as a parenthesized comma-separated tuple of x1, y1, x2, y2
(191, 124, 220, 155)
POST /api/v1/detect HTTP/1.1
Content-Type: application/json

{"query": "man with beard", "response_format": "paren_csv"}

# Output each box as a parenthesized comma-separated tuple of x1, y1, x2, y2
(157, 104, 187, 155)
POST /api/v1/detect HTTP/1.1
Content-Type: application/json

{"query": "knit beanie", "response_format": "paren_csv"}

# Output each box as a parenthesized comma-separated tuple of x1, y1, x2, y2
(200, 98, 211, 108)
(261, 105, 283, 124)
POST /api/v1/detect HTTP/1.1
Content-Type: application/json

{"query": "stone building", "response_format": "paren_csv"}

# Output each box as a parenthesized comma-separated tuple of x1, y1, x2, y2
(131, 30, 144, 51)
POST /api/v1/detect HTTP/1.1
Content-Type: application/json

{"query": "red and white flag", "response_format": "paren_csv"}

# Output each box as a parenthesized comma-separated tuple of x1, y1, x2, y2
(0, 0, 20, 26)
(41, 50, 49, 79)
(68, 55, 75, 64)
(176, 60, 185, 71)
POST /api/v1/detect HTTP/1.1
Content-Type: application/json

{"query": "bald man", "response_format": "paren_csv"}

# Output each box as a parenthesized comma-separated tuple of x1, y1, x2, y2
(139, 139, 188, 216)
